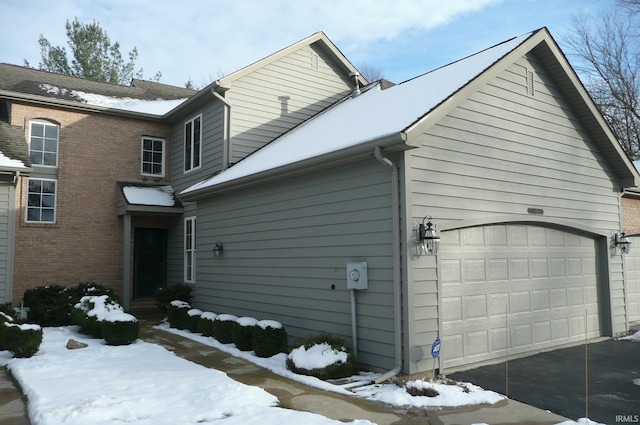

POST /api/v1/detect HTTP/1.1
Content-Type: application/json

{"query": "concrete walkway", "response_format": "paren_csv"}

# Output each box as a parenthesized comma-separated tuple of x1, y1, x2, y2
(0, 315, 573, 425)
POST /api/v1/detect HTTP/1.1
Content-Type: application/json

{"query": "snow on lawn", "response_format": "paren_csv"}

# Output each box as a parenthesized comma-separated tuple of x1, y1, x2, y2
(158, 322, 505, 409)
(0, 326, 373, 425)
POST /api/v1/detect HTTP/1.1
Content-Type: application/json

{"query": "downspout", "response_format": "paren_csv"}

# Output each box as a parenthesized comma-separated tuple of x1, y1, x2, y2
(374, 146, 403, 384)
(211, 90, 231, 170)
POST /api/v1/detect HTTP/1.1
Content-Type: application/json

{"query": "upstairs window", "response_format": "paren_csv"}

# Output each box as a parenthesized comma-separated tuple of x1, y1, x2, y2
(141, 136, 165, 177)
(29, 121, 59, 167)
(26, 178, 57, 223)
(184, 115, 201, 172)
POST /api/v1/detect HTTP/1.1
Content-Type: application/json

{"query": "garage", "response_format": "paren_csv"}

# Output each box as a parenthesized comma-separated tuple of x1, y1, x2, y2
(623, 234, 640, 325)
(440, 223, 603, 371)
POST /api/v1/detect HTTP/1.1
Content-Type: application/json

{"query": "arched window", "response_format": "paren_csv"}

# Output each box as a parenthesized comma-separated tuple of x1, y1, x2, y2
(29, 120, 59, 167)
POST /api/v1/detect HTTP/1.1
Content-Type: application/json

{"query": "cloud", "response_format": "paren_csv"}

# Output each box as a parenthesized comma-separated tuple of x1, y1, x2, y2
(1, 0, 502, 86)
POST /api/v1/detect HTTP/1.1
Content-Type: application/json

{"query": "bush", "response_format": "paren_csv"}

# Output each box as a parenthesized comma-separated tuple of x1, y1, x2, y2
(66, 282, 119, 307)
(71, 295, 123, 338)
(101, 315, 139, 346)
(187, 309, 203, 332)
(253, 320, 288, 358)
(232, 317, 258, 351)
(72, 295, 138, 345)
(155, 284, 193, 313)
(3, 323, 42, 358)
(0, 312, 13, 351)
(286, 333, 358, 380)
(166, 301, 191, 330)
(23, 283, 118, 327)
(23, 284, 69, 326)
(211, 314, 238, 344)
(197, 312, 216, 336)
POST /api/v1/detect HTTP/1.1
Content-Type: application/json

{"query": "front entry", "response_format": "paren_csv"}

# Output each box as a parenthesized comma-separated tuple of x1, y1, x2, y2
(133, 228, 168, 300)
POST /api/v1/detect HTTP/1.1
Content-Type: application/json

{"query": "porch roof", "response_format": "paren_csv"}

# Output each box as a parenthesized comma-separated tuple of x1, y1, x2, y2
(117, 182, 183, 216)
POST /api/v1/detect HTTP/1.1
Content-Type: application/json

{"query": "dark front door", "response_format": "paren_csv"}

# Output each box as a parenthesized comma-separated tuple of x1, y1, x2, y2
(133, 228, 168, 300)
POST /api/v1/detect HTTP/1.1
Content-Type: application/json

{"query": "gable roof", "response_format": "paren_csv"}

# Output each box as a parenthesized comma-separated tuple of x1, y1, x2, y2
(181, 27, 639, 199)
(165, 32, 367, 120)
(0, 121, 31, 172)
(181, 30, 534, 197)
(0, 63, 196, 117)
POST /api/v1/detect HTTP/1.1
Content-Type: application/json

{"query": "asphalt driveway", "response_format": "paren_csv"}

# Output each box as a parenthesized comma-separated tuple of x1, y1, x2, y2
(450, 338, 640, 425)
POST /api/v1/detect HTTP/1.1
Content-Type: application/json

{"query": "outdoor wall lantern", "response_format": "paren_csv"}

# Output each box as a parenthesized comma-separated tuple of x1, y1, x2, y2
(614, 231, 631, 255)
(212, 241, 224, 257)
(418, 216, 441, 256)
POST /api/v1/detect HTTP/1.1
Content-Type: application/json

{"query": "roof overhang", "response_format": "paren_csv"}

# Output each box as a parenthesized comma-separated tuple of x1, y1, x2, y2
(0, 90, 166, 121)
(180, 132, 409, 201)
(117, 182, 184, 217)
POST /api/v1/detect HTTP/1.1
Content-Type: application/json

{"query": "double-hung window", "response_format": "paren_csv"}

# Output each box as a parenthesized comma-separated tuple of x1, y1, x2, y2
(184, 115, 201, 172)
(26, 178, 57, 223)
(141, 136, 165, 177)
(29, 121, 59, 166)
(184, 217, 196, 283)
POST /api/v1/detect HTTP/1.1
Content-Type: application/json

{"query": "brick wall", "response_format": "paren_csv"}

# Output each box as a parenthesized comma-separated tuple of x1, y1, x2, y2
(10, 102, 171, 302)
(622, 195, 640, 235)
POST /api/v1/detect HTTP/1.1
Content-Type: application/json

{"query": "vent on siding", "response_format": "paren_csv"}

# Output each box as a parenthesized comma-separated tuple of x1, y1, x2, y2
(311, 52, 319, 70)
(527, 69, 535, 96)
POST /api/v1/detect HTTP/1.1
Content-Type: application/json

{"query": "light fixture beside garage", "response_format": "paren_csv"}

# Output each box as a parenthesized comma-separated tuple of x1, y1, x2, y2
(212, 241, 224, 257)
(418, 216, 441, 256)
(614, 231, 631, 255)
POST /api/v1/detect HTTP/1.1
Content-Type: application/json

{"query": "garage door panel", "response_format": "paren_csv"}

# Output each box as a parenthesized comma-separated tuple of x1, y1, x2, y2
(441, 224, 601, 371)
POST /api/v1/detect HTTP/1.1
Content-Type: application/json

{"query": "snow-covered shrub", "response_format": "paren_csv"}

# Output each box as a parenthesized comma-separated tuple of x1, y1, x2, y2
(3, 322, 42, 358)
(155, 284, 192, 313)
(187, 309, 203, 332)
(286, 333, 358, 380)
(100, 312, 139, 346)
(232, 317, 258, 351)
(211, 314, 238, 344)
(166, 300, 191, 330)
(72, 296, 139, 345)
(252, 320, 288, 358)
(23, 283, 117, 327)
(197, 312, 217, 336)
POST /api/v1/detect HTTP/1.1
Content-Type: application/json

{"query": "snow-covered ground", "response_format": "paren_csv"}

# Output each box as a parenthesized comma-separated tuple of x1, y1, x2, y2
(2, 325, 635, 424)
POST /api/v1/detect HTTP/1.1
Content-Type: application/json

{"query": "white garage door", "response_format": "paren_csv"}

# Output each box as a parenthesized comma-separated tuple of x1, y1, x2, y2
(441, 224, 601, 371)
(623, 235, 640, 324)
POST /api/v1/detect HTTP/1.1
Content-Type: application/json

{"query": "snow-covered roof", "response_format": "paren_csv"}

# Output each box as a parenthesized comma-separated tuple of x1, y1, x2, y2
(122, 185, 176, 207)
(39, 84, 188, 115)
(182, 31, 534, 196)
(0, 150, 28, 169)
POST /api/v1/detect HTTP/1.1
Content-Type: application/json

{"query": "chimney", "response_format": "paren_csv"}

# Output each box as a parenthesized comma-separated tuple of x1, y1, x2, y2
(349, 71, 361, 97)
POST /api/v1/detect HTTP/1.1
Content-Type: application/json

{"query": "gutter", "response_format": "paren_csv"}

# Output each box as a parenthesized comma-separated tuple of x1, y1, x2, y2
(0, 90, 166, 121)
(211, 90, 232, 170)
(373, 146, 403, 383)
(180, 132, 408, 201)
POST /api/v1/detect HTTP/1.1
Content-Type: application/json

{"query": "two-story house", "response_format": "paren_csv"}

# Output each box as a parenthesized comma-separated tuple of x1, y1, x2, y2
(0, 32, 365, 310)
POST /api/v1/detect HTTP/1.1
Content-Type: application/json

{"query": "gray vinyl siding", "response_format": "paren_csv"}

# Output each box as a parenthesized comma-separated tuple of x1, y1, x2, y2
(194, 159, 396, 370)
(0, 182, 14, 303)
(227, 44, 353, 163)
(169, 101, 226, 194)
(406, 52, 627, 358)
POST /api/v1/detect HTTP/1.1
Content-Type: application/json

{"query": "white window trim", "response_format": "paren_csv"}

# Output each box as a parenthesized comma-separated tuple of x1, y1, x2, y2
(25, 177, 57, 223)
(184, 114, 202, 173)
(28, 120, 59, 168)
(140, 136, 166, 177)
(184, 216, 196, 283)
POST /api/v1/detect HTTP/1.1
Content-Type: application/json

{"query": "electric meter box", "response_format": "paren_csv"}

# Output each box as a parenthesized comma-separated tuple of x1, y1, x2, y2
(346, 262, 368, 290)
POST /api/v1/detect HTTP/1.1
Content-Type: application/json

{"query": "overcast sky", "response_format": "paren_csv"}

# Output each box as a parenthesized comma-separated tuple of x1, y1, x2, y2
(0, 0, 610, 88)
